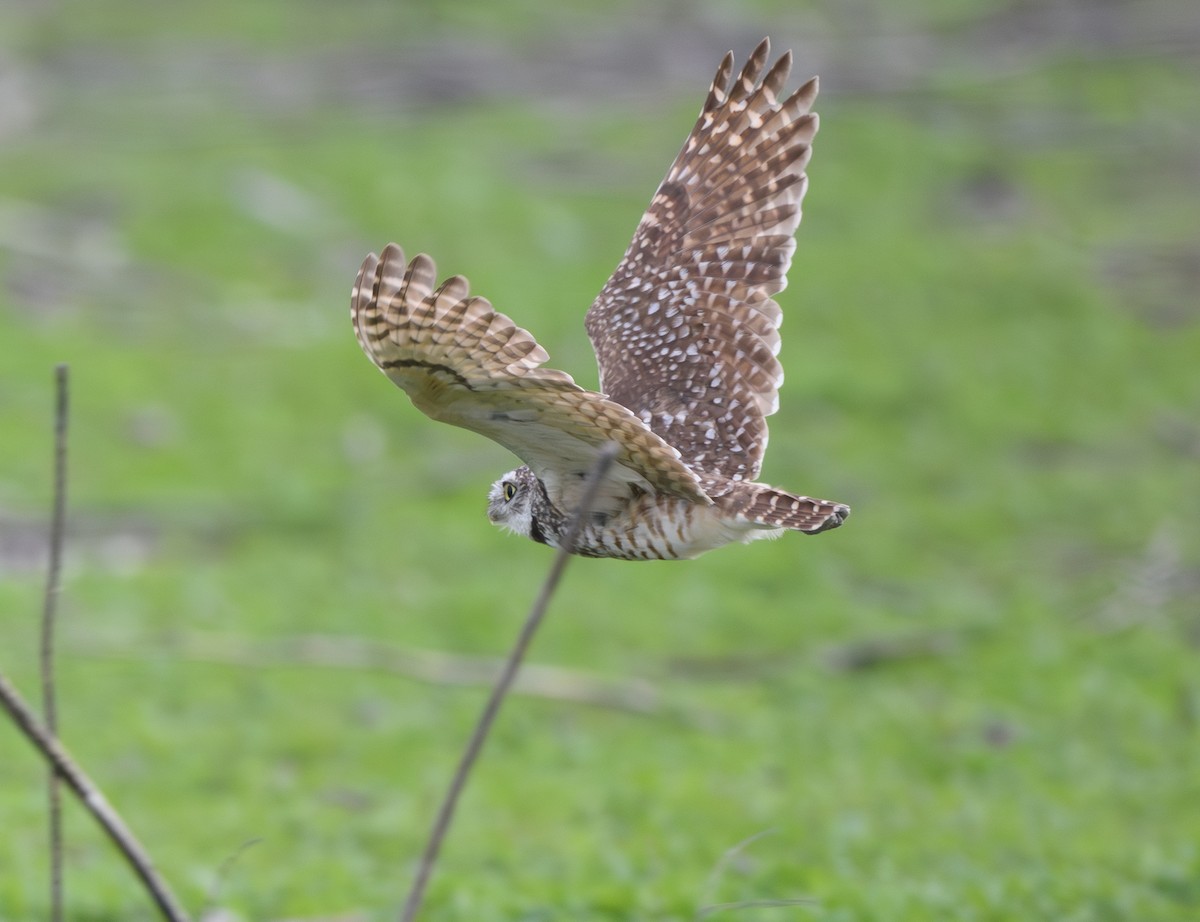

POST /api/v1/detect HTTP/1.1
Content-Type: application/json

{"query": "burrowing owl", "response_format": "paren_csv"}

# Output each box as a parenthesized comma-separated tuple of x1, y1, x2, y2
(352, 38, 849, 560)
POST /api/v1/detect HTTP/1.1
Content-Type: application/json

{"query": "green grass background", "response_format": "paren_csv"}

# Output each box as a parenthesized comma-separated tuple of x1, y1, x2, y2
(1, 1, 1198, 919)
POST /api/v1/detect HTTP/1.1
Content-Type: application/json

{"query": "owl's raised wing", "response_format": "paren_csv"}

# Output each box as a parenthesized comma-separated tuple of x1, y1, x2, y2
(585, 38, 817, 485)
(353, 245, 710, 513)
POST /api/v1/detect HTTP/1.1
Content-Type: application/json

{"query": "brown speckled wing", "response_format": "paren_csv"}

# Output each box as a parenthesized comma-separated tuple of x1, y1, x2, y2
(585, 38, 818, 484)
(353, 244, 710, 510)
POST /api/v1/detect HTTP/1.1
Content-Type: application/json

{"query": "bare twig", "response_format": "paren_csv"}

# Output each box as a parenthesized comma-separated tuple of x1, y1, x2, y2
(68, 632, 666, 715)
(41, 364, 69, 922)
(0, 670, 191, 922)
(697, 829, 777, 914)
(399, 442, 620, 922)
(695, 829, 815, 918)
(199, 837, 261, 919)
(0, 365, 189, 921)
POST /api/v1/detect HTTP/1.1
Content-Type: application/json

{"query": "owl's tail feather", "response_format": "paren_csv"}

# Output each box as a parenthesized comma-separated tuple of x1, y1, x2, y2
(740, 485, 850, 534)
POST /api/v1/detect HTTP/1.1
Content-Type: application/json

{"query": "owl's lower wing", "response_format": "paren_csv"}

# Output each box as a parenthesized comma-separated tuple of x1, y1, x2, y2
(585, 38, 817, 484)
(353, 245, 710, 512)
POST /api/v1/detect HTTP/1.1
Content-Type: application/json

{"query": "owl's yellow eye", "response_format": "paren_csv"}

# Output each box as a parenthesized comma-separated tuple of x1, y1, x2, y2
(503, 482, 517, 501)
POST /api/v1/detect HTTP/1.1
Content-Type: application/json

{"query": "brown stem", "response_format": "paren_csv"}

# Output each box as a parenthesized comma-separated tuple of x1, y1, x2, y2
(0, 670, 191, 922)
(399, 442, 620, 922)
(41, 364, 69, 922)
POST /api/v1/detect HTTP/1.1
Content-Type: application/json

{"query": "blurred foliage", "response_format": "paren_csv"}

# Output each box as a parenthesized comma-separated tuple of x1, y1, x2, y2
(1, 0, 1198, 919)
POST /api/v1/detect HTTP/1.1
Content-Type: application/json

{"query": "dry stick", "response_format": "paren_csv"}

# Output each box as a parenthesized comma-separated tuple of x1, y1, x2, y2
(41, 364, 69, 922)
(0, 365, 189, 921)
(697, 829, 777, 913)
(694, 829, 815, 918)
(0, 671, 191, 922)
(399, 442, 620, 922)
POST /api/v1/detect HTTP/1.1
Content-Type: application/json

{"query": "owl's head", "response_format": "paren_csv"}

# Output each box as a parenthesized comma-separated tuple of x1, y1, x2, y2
(486, 465, 542, 540)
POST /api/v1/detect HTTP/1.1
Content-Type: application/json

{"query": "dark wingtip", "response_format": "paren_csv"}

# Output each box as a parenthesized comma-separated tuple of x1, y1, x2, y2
(807, 502, 850, 534)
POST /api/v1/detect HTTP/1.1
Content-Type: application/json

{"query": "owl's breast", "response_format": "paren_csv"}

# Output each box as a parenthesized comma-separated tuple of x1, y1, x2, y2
(569, 493, 750, 561)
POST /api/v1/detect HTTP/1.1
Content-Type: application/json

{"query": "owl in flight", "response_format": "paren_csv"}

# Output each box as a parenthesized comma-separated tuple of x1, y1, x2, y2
(352, 38, 849, 560)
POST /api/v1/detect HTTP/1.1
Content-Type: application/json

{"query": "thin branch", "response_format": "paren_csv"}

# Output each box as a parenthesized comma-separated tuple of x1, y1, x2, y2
(399, 442, 620, 922)
(697, 829, 778, 915)
(199, 837, 261, 920)
(695, 829, 815, 918)
(41, 363, 69, 922)
(0, 670, 191, 922)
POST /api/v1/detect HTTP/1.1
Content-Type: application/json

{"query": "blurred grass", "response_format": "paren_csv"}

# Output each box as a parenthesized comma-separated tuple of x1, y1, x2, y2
(1, 1, 1199, 920)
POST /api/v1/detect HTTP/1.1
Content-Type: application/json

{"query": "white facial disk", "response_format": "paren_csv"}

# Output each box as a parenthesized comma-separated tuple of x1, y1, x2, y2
(486, 467, 536, 538)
